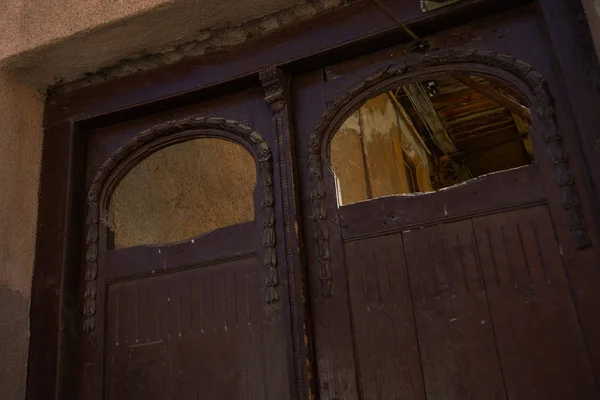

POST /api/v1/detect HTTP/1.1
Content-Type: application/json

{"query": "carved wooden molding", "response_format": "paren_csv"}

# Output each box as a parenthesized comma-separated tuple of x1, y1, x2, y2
(307, 150, 333, 297)
(260, 67, 286, 114)
(308, 50, 591, 296)
(260, 66, 311, 400)
(83, 117, 278, 334)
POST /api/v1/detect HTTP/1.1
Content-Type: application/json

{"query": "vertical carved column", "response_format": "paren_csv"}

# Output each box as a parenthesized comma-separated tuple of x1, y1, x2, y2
(260, 67, 314, 400)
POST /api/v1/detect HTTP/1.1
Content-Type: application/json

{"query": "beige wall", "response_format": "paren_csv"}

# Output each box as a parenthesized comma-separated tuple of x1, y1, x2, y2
(0, 71, 43, 399)
(359, 94, 411, 198)
(330, 111, 369, 205)
(0, 0, 303, 87)
(0, 0, 348, 89)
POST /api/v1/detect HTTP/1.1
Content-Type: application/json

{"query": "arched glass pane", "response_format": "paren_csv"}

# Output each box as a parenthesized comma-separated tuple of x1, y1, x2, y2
(108, 138, 256, 249)
(331, 74, 533, 206)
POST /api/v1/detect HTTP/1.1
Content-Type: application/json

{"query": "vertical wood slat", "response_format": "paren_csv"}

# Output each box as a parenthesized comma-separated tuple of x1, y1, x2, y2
(403, 220, 506, 400)
(344, 234, 426, 400)
(103, 256, 290, 399)
(473, 206, 598, 399)
(342, 206, 598, 399)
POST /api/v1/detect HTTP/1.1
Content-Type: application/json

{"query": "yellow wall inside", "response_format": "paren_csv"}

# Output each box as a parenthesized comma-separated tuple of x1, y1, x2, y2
(0, 71, 43, 399)
(331, 93, 432, 206)
(109, 139, 256, 249)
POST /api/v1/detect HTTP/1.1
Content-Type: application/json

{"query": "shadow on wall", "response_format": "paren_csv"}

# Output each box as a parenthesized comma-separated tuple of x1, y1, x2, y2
(0, 286, 30, 400)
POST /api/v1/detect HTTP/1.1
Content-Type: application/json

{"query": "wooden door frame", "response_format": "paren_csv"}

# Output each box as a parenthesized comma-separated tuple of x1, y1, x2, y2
(27, 0, 600, 398)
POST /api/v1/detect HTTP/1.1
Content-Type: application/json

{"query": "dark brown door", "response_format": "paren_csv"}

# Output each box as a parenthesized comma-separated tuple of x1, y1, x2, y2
(79, 89, 295, 399)
(74, 5, 600, 400)
(292, 6, 600, 400)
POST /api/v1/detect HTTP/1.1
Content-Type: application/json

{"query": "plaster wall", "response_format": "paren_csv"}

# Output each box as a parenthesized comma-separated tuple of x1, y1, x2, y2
(0, 0, 305, 87)
(109, 138, 256, 249)
(0, 71, 43, 399)
(331, 111, 369, 205)
(331, 94, 432, 205)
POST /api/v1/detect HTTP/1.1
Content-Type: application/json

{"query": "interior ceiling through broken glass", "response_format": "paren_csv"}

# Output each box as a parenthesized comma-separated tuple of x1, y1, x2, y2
(330, 74, 534, 206)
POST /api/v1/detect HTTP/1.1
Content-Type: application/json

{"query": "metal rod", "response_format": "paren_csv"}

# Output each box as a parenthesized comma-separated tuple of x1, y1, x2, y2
(370, 0, 421, 41)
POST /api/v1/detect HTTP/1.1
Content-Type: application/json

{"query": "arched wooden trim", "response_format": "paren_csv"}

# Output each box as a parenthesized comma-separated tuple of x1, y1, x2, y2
(83, 117, 278, 333)
(308, 49, 591, 297)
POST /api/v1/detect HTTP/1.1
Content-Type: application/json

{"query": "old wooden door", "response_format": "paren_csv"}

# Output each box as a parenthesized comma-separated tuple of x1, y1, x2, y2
(292, 5, 600, 400)
(79, 89, 296, 399)
(65, 4, 600, 400)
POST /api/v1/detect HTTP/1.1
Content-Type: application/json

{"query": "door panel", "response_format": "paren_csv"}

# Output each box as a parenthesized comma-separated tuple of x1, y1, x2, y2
(403, 220, 506, 400)
(81, 88, 295, 399)
(293, 5, 600, 400)
(403, 207, 597, 399)
(105, 256, 289, 400)
(340, 165, 544, 239)
(472, 207, 597, 399)
(344, 235, 426, 400)
(327, 205, 599, 399)
(103, 222, 257, 281)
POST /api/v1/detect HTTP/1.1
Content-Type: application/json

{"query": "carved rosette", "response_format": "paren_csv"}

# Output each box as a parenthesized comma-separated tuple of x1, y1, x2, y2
(307, 49, 590, 295)
(83, 117, 278, 334)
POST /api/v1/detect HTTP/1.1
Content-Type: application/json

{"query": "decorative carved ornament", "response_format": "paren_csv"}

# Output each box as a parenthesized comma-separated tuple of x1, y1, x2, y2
(308, 50, 591, 296)
(83, 117, 278, 334)
(260, 67, 286, 114)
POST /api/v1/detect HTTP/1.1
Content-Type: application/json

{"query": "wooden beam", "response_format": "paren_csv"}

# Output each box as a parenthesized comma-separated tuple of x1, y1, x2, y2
(501, 90, 535, 161)
(403, 83, 457, 154)
(454, 75, 532, 123)
(387, 90, 432, 155)
(439, 134, 525, 161)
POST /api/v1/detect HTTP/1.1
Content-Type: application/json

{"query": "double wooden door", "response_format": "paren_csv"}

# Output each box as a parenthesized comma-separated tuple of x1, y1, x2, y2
(79, 5, 600, 399)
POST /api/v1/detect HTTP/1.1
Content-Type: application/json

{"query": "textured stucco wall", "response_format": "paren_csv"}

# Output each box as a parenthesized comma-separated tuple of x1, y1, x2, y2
(0, 73, 43, 294)
(110, 139, 256, 249)
(0, 0, 352, 90)
(0, 0, 305, 87)
(0, 71, 43, 399)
